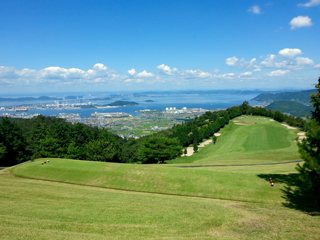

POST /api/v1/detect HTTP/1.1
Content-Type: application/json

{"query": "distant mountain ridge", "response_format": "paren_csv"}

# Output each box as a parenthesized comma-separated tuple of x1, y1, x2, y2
(0, 96, 61, 102)
(252, 89, 316, 117)
(266, 101, 313, 117)
(252, 89, 315, 105)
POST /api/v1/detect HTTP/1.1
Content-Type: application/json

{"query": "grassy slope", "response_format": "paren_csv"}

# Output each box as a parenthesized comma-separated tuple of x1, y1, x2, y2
(13, 158, 294, 204)
(3, 115, 319, 239)
(172, 116, 300, 164)
(11, 116, 301, 204)
(2, 168, 320, 240)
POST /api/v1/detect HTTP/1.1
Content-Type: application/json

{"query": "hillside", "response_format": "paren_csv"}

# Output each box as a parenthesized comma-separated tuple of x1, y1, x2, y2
(252, 89, 315, 105)
(2, 115, 319, 239)
(266, 100, 313, 117)
(171, 116, 300, 165)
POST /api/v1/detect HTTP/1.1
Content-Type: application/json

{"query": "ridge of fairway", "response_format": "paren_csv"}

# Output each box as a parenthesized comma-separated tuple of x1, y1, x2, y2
(12, 157, 298, 205)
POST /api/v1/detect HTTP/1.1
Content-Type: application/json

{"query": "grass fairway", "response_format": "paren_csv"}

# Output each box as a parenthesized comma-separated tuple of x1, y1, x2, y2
(3, 115, 319, 239)
(13, 158, 294, 204)
(172, 116, 300, 165)
(2, 166, 320, 239)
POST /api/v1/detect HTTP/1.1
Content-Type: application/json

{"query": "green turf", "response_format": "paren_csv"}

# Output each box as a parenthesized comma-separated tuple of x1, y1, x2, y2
(171, 116, 300, 165)
(3, 115, 319, 239)
(1, 168, 320, 240)
(12, 158, 294, 204)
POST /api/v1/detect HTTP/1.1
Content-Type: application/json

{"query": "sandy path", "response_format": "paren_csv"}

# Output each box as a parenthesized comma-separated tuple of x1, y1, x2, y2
(182, 133, 221, 157)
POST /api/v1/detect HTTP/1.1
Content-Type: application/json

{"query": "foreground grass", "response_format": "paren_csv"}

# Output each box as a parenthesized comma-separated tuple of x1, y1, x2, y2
(172, 116, 300, 165)
(13, 158, 296, 204)
(1, 169, 319, 240)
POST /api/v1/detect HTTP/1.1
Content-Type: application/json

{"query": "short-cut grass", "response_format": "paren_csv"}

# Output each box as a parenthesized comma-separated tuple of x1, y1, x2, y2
(13, 158, 294, 204)
(171, 116, 300, 165)
(2, 165, 320, 240)
(2, 115, 319, 239)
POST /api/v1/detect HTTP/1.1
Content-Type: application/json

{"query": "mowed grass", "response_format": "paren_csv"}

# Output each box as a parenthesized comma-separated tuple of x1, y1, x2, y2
(171, 116, 300, 165)
(3, 115, 319, 239)
(1, 168, 320, 240)
(13, 158, 293, 204)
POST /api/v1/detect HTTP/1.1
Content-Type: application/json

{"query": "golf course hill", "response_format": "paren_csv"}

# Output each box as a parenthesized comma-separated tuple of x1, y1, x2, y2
(2, 115, 319, 239)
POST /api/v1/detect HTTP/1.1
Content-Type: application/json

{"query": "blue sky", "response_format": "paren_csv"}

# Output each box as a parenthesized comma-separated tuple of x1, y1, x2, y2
(0, 0, 319, 93)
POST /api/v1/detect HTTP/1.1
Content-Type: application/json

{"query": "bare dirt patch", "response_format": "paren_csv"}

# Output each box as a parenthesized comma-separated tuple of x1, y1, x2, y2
(232, 120, 255, 126)
(281, 123, 297, 130)
(182, 133, 221, 157)
(297, 132, 306, 142)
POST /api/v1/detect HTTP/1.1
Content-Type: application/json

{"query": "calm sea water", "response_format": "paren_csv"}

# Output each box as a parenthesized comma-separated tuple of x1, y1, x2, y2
(1, 90, 261, 117)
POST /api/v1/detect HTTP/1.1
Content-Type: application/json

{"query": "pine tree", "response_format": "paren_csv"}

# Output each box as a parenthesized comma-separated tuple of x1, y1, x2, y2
(298, 77, 320, 208)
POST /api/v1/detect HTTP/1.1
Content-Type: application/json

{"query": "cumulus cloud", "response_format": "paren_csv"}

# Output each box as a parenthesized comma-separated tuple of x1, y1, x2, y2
(296, 57, 314, 65)
(136, 70, 153, 78)
(239, 71, 253, 78)
(314, 64, 320, 69)
(248, 5, 261, 14)
(184, 69, 211, 78)
(298, 0, 320, 7)
(93, 63, 107, 71)
(128, 68, 137, 76)
(225, 56, 239, 66)
(0, 63, 122, 87)
(278, 48, 302, 57)
(157, 64, 178, 75)
(221, 73, 236, 79)
(268, 69, 290, 77)
(290, 16, 312, 29)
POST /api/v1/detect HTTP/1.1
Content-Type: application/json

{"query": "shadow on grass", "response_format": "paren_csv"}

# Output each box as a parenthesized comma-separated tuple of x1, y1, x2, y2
(258, 173, 320, 215)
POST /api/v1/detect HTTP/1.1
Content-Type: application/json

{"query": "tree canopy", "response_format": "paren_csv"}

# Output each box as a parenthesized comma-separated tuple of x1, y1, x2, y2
(297, 77, 320, 209)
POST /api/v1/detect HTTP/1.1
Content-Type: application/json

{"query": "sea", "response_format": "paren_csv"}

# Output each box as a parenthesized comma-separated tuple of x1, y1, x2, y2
(0, 90, 262, 118)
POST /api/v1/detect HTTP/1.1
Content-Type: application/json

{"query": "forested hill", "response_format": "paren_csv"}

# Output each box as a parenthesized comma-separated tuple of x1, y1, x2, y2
(266, 101, 313, 117)
(0, 102, 305, 166)
(253, 89, 315, 105)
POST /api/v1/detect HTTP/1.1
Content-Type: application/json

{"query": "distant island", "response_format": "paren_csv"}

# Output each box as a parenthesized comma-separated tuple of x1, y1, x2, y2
(145, 100, 154, 102)
(107, 100, 139, 106)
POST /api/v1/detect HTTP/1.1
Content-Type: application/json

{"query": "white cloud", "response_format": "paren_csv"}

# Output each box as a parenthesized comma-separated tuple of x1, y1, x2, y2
(136, 70, 153, 78)
(157, 64, 178, 75)
(314, 64, 320, 69)
(239, 71, 253, 78)
(268, 69, 290, 77)
(221, 73, 236, 79)
(278, 48, 302, 57)
(184, 69, 211, 78)
(261, 54, 277, 67)
(128, 68, 137, 76)
(296, 57, 314, 65)
(298, 0, 320, 7)
(248, 5, 261, 14)
(93, 63, 107, 71)
(290, 16, 312, 29)
(225, 56, 239, 66)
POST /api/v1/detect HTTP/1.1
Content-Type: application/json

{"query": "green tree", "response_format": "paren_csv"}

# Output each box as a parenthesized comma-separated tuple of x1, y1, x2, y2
(0, 117, 29, 166)
(297, 77, 320, 208)
(212, 135, 217, 144)
(140, 136, 182, 164)
(193, 142, 198, 153)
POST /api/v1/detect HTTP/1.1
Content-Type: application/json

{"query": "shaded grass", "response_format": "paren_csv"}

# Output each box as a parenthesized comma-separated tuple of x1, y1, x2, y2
(171, 116, 300, 165)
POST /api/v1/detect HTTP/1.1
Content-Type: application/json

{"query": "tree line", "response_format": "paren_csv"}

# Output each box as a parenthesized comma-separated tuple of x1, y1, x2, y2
(0, 102, 305, 166)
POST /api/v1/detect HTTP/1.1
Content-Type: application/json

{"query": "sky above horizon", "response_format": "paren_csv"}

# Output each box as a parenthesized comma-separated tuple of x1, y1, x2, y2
(0, 0, 319, 94)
